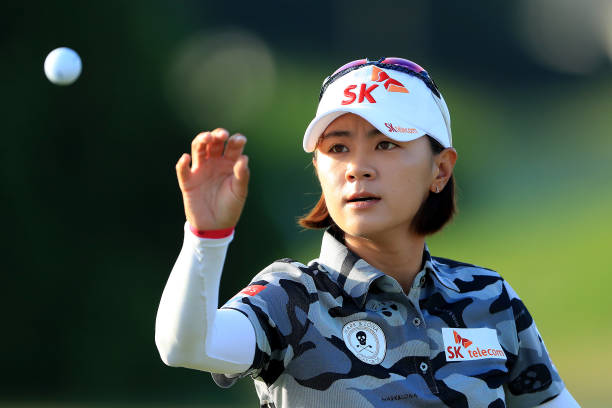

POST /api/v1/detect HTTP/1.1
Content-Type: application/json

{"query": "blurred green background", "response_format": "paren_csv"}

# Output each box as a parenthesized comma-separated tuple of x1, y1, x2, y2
(1, 0, 610, 407)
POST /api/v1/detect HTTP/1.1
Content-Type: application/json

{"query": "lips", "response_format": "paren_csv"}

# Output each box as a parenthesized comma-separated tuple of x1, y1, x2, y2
(345, 192, 381, 203)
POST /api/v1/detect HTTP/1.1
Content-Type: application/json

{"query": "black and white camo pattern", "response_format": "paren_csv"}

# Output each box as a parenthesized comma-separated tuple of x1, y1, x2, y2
(214, 228, 564, 407)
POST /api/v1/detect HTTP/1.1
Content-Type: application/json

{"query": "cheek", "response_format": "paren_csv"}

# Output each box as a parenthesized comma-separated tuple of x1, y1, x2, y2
(315, 159, 344, 205)
(383, 160, 432, 207)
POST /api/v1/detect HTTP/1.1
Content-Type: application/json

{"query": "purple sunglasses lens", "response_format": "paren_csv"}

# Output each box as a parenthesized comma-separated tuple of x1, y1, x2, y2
(330, 57, 427, 77)
(321, 57, 440, 100)
(330, 59, 368, 76)
(381, 57, 425, 73)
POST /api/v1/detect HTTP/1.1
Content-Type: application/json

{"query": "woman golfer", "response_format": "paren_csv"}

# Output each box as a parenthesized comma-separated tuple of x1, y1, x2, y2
(156, 58, 579, 407)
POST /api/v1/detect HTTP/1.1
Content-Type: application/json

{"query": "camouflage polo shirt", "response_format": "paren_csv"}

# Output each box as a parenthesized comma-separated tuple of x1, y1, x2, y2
(213, 227, 565, 407)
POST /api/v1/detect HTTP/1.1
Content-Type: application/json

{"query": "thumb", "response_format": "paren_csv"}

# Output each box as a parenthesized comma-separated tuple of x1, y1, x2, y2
(232, 155, 250, 199)
(176, 153, 192, 187)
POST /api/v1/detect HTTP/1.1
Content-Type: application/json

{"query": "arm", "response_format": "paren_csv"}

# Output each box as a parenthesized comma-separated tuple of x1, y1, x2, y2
(155, 128, 253, 374)
(155, 223, 255, 374)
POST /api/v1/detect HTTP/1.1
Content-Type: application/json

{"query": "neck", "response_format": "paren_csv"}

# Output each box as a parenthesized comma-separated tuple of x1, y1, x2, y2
(343, 227, 426, 293)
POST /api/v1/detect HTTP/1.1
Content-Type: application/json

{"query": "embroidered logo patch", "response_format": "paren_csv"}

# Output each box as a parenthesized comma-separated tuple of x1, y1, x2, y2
(342, 320, 386, 365)
(442, 328, 506, 362)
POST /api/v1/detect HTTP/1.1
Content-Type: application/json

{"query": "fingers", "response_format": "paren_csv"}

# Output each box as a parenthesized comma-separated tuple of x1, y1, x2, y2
(189, 128, 245, 172)
(175, 153, 192, 186)
(191, 131, 212, 169)
(224, 134, 247, 161)
(232, 155, 250, 199)
(207, 128, 229, 158)
(190, 128, 233, 169)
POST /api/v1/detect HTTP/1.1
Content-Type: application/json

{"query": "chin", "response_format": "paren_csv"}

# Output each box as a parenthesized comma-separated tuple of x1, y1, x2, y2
(339, 218, 392, 239)
(338, 212, 416, 241)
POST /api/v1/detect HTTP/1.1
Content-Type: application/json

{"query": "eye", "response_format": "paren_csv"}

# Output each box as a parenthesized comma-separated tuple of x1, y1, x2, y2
(377, 140, 398, 150)
(328, 144, 348, 153)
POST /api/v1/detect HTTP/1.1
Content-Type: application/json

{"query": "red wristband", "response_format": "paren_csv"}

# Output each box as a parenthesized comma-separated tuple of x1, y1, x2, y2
(189, 224, 235, 239)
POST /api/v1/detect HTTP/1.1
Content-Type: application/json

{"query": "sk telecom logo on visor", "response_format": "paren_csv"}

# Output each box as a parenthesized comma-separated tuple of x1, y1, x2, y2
(371, 66, 408, 93)
(341, 67, 408, 105)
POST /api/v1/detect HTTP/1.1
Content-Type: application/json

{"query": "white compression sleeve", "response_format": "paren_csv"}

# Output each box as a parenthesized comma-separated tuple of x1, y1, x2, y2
(155, 222, 256, 374)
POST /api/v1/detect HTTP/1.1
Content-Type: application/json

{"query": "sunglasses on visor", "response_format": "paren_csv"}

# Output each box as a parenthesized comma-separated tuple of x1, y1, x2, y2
(319, 57, 441, 100)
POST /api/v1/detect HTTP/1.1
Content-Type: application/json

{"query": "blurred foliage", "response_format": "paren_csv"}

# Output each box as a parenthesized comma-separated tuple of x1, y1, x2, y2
(1, 0, 610, 407)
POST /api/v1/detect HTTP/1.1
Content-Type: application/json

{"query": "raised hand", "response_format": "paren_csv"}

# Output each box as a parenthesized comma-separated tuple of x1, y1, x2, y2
(175, 128, 249, 231)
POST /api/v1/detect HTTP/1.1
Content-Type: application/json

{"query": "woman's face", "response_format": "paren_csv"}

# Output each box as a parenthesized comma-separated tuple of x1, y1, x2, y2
(313, 113, 446, 239)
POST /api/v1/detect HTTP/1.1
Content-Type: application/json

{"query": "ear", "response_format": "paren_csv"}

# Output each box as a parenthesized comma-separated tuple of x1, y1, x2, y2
(431, 148, 457, 193)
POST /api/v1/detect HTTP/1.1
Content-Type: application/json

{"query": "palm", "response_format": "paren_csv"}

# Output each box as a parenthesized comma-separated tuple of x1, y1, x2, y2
(176, 129, 249, 231)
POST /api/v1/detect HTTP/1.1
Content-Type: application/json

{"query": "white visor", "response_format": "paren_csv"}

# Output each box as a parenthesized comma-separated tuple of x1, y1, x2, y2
(303, 64, 452, 152)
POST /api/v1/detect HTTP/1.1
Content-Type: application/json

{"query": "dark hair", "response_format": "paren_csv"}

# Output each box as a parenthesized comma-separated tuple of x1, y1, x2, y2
(297, 136, 456, 236)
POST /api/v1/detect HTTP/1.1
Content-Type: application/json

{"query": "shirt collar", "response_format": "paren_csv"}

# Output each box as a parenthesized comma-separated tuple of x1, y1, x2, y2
(317, 227, 460, 307)
(422, 244, 461, 293)
(317, 226, 385, 307)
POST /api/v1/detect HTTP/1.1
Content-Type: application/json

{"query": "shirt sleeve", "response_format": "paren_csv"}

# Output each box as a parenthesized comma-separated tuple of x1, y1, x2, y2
(503, 281, 566, 407)
(212, 260, 313, 388)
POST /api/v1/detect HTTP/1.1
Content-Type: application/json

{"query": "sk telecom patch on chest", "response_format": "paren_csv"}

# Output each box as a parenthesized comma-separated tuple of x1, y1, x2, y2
(442, 328, 506, 362)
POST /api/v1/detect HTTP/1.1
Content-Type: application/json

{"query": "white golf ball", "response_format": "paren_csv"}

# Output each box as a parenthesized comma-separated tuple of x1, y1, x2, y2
(44, 47, 82, 85)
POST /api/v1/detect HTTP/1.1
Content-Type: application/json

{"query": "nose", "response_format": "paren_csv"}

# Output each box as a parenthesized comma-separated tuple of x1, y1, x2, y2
(345, 157, 376, 181)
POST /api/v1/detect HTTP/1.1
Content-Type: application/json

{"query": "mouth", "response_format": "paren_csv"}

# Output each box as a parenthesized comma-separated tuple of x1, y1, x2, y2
(345, 193, 381, 204)
(346, 197, 380, 203)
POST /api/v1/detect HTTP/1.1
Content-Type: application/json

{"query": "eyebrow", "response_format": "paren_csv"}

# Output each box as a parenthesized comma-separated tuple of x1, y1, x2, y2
(321, 128, 383, 139)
